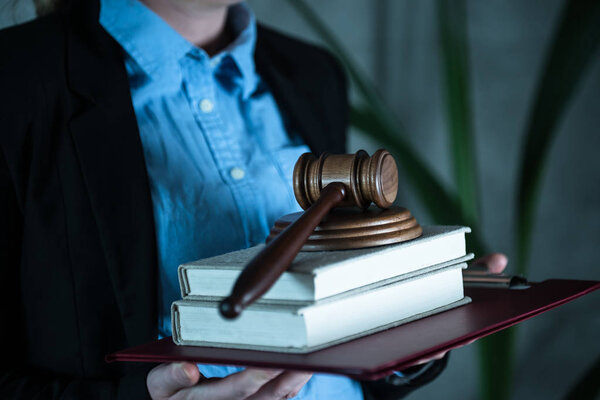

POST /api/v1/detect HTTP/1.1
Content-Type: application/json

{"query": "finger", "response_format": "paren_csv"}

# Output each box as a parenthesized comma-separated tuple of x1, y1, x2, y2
(147, 362, 201, 398)
(245, 371, 313, 400)
(414, 337, 479, 367)
(181, 368, 284, 400)
(414, 350, 448, 365)
(470, 253, 508, 274)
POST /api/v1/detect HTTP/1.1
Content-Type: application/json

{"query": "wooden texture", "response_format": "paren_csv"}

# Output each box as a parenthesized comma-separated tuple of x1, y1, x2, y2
(294, 149, 399, 209)
(220, 149, 421, 318)
(267, 206, 422, 251)
(219, 183, 346, 319)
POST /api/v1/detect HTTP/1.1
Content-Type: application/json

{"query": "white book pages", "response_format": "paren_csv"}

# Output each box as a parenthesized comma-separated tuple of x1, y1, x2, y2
(172, 265, 468, 352)
(179, 225, 471, 302)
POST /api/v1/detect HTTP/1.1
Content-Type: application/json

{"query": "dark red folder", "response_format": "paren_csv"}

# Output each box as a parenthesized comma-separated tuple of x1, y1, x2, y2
(106, 279, 599, 380)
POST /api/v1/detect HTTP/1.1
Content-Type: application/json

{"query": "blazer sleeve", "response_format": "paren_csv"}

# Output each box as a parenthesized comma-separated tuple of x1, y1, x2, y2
(361, 355, 449, 400)
(0, 364, 154, 400)
(0, 57, 155, 400)
(0, 93, 155, 400)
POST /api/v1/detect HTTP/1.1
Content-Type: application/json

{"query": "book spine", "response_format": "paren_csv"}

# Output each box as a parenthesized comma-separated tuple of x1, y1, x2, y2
(178, 266, 191, 299)
(171, 303, 183, 345)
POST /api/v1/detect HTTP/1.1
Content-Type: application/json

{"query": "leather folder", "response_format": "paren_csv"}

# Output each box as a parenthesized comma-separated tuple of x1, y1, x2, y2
(106, 279, 599, 380)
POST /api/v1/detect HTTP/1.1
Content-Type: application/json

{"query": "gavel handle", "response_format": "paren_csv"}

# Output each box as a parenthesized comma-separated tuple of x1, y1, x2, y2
(219, 182, 347, 319)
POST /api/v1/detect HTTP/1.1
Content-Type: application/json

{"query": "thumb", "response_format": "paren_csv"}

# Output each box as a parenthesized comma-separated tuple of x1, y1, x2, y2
(147, 362, 200, 399)
(469, 253, 508, 274)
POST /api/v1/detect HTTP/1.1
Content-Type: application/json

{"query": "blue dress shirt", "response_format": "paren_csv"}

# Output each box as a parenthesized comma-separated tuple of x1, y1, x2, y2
(99, 1, 364, 398)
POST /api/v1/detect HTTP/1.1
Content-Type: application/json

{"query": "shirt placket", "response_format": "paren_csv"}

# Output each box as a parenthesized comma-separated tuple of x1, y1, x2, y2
(180, 52, 267, 247)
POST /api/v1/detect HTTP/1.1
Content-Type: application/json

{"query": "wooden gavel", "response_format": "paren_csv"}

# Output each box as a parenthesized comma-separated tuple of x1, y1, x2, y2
(219, 150, 404, 319)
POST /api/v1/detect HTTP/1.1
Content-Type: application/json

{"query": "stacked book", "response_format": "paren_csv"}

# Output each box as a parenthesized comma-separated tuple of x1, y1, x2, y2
(171, 226, 473, 353)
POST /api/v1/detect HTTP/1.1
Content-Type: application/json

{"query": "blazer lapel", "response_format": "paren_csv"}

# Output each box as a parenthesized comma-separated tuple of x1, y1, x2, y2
(60, 13, 344, 349)
(255, 26, 342, 154)
(65, 7, 157, 347)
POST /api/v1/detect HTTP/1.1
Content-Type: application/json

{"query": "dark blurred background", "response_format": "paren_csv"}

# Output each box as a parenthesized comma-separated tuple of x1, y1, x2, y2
(2, 0, 599, 399)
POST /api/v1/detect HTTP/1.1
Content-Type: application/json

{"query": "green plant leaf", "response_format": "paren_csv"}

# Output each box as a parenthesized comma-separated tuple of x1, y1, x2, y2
(516, 0, 600, 275)
(282, 0, 393, 124)
(477, 328, 516, 400)
(351, 105, 489, 257)
(436, 3, 508, 399)
(437, 0, 479, 228)
(350, 106, 461, 225)
(284, 0, 475, 232)
(283, 2, 599, 400)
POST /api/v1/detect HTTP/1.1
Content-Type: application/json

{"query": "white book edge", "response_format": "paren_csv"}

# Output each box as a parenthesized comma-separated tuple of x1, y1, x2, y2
(172, 297, 471, 353)
(172, 265, 468, 352)
(181, 255, 473, 306)
(179, 225, 471, 301)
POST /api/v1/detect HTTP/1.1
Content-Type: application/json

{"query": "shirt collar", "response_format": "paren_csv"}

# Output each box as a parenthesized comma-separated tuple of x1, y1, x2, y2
(99, 0, 191, 86)
(217, 3, 259, 99)
(99, 0, 258, 98)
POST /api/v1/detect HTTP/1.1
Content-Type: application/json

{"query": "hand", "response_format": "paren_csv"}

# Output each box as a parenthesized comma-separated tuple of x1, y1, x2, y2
(415, 253, 509, 364)
(147, 362, 312, 400)
(468, 252, 508, 274)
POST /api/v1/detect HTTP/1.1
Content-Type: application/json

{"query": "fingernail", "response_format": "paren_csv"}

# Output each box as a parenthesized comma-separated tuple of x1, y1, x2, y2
(176, 363, 192, 381)
(491, 254, 508, 272)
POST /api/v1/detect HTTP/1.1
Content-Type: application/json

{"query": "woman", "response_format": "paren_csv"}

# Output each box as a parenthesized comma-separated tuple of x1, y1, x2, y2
(0, 0, 506, 398)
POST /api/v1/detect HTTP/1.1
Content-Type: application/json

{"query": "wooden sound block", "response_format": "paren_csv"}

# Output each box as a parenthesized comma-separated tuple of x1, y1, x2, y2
(267, 206, 423, 251)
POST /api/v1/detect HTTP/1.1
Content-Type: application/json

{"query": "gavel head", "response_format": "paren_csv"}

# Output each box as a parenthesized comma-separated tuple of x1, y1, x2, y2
(293, 149, 398, 210)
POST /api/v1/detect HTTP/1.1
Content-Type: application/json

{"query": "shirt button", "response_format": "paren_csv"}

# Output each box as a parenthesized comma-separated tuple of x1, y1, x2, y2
(230, 167, 245, 180)
(209, 58, 219, 68)
(199, 99, 214, 113)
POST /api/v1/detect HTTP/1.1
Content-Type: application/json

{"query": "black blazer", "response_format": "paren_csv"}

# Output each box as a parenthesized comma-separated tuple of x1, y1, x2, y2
(0, 1, 443, 398)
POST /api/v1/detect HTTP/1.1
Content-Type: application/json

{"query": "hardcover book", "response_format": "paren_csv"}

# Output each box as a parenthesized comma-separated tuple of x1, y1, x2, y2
(179, 225, 471, 302)
(172, 263, 469, 352)
(107, 280, 600, 379)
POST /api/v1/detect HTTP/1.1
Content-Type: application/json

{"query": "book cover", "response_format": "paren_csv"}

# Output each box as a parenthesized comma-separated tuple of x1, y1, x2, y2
(179, 225, 471, 302)
(107, 279, 600, 380)
(172, 264, 469, 352)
